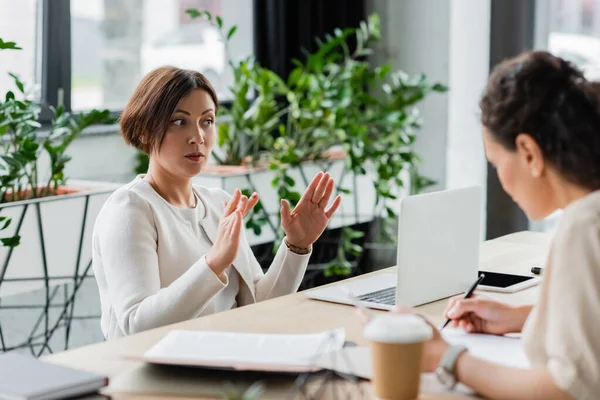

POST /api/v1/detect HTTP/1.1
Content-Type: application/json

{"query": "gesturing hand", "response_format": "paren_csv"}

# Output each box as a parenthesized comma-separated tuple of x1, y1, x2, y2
(281, 172, 342, 249)
(206, 189, 259, 276)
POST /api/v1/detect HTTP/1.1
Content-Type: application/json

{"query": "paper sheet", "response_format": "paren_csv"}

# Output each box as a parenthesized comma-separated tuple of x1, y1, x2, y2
(143, 329, 346, 367)
(315, 329, 529, 381)
(442, 329, 530, 368)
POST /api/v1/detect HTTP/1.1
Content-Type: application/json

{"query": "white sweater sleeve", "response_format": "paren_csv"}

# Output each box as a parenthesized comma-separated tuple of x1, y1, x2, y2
(94, 190, 227, 336)
(253, 240, 311, 302)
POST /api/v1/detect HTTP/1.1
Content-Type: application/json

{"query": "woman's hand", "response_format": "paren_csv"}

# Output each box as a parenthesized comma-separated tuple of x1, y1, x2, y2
(206, 189, 259, 276)
(223, 189, 259, 217)
(281, 172, 342, 249)
(444, 295, 531, 335)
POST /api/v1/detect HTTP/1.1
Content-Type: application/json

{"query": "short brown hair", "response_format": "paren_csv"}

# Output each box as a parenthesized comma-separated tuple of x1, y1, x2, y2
(120, 66, 218, 153)
(480, 51, 600, 190)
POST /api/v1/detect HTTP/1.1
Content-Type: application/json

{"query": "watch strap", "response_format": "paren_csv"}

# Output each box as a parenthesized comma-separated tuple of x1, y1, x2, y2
(437, 344, 468, 389)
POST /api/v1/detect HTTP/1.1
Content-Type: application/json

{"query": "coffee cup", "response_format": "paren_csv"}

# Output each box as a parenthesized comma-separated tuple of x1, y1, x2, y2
(364, 314, 433, 399)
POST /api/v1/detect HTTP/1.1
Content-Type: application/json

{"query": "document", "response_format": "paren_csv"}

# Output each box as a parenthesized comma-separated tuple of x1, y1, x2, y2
(141, 329, 346, 368)
(442, 329, 530, 368)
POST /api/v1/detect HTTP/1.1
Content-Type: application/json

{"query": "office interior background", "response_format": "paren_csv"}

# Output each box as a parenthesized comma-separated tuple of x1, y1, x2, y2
(0, 0, 595, 355)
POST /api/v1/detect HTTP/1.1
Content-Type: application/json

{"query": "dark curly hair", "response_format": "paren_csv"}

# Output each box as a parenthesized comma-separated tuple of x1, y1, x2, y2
(480, 51, 600, 190)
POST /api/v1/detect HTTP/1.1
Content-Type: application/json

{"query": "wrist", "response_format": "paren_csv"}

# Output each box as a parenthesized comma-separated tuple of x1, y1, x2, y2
(510, 304, 533, 332)
(452, 347, 471, 383)
(205, 253, 226, 277)
(284, 238, 312, 254)
(436, 344, 468, 389)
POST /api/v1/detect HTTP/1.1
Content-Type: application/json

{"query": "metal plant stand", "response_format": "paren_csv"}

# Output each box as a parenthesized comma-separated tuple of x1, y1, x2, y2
(0, 188, 116, 356)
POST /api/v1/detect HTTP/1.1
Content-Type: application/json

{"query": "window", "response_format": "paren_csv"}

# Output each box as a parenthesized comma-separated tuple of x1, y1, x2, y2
(539, 0, 600, 79)
(0, 0, 42, 100)
(71, 0, 254, 111)
(531, 0, 598, 233)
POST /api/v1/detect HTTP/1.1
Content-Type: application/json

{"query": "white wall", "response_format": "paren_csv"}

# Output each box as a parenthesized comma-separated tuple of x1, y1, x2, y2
(446, 0, 491, 235)
(368, 0, 451, 191)
(368, 0, 491, 234)
(64, 131, 138, 183)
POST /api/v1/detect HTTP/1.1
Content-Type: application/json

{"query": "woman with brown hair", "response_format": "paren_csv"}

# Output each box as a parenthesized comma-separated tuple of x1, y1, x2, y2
(92, 67, 341, 339)
(414, 51, 600, 399)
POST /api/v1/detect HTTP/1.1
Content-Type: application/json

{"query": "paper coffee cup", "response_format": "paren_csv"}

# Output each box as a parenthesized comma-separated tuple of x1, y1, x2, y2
(364, 314, 433, 400)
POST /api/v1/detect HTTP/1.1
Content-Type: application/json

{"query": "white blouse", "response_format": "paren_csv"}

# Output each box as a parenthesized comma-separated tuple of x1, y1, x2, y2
(92, 176, 311, 339)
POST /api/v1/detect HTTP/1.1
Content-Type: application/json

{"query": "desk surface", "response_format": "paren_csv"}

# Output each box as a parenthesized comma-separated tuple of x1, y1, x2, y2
(45, 231, 552, 399)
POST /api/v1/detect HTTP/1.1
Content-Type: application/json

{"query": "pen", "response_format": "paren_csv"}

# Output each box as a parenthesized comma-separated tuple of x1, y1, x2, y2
(531, 266, 543, 275)
(340, 286, 375, 322)
(441, 273, 486, 330)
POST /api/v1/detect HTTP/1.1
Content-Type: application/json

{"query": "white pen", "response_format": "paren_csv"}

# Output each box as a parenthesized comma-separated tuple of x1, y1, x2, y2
(340, 286, 375, 322)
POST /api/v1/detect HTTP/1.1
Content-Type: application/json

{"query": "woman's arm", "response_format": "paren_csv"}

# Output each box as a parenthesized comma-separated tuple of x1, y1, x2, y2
(253, 239, 311, 302)
(96, 190, 227, 335)
(455, 353, 572, 400)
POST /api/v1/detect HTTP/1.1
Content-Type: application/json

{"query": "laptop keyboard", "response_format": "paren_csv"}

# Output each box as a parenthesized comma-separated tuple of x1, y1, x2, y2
(357, 287, 396, 305)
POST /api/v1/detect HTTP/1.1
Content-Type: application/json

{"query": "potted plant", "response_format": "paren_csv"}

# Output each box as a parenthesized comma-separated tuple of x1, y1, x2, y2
(267, 14, 447, 276)
(0, 37, 121, 354)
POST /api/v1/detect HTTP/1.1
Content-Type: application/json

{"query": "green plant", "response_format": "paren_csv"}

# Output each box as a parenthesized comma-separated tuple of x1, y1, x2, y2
(0, 37, 113, 248)
(187, 9, 289, 167)
(0, 73, 112, 201)
(135, 151, 150, 174)
(269, 14, 447, 274)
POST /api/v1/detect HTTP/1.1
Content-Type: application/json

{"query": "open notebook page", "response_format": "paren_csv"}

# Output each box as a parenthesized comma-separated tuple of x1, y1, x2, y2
(442, 328, 530, 368)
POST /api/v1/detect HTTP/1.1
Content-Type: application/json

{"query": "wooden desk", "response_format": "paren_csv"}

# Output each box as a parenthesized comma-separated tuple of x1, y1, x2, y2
(44, 231, 551, 399)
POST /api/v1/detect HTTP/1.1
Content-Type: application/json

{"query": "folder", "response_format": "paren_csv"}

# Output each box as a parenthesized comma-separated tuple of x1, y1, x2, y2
(127, 328, 347, 374)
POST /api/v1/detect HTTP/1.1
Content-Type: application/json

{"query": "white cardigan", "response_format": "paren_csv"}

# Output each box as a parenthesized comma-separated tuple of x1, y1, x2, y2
(92, 176, 311, 339)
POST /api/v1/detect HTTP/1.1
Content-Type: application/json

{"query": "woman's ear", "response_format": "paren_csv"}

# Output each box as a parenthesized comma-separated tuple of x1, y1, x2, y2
(515, 133, 544, 178)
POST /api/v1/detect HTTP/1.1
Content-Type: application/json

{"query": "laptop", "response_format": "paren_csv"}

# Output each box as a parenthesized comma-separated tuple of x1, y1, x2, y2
(306, 186, 482, 309)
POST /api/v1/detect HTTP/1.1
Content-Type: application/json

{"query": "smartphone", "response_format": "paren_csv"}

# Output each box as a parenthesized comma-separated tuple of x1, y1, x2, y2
(477, 270, 542, 293)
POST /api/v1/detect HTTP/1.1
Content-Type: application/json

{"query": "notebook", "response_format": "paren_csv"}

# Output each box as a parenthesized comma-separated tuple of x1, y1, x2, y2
(313, 328, 530, 380)
(130, 328, 346, 373)
(441, 328, 530, 368)
(0, 353, 109, 400)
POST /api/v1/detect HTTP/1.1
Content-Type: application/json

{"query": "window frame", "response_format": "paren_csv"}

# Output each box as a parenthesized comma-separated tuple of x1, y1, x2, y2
(40, 0, 71, 123)
(38, 0, 241, 126)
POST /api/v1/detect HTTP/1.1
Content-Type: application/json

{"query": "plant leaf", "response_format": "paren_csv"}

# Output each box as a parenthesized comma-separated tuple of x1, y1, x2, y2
(0, 217, 11, 230)
(1, 235, 20, 247)
(185, 8, 202, 18)
(8, 72, 25, 93)
(0, 38, 22, 50)
(227, 26, 237, 40)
